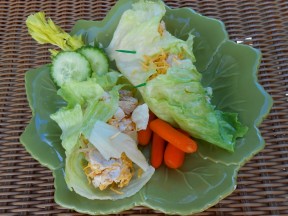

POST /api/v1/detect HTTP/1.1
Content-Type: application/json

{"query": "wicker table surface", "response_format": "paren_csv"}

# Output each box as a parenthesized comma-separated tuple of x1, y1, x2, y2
(1, 0, 287, 215)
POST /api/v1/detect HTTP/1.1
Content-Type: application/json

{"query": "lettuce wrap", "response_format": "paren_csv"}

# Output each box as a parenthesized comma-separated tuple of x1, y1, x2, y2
(106, 0, 248, 152)
(50, 79, 154, 200)
(26, 12, 154, 200)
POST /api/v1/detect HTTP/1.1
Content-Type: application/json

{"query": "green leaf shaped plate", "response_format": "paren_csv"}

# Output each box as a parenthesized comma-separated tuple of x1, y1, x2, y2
(20, 0, 273, 215)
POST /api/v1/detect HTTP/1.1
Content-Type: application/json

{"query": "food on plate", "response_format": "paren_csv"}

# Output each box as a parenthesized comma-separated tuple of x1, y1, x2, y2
(49, 73, 155, 200)
(51, 51, 92, 87)
(21, 0, 272, 214)
(106, 0, 248, 152)
(150, 133, 166, 168)
(148, 118, 197, 168)
(150, 118, 198, 153)
(164, 143, 185, 169)
(25, 0, 249, 199)
(164, 129, 189, 169)
(26, 12, 155, 200)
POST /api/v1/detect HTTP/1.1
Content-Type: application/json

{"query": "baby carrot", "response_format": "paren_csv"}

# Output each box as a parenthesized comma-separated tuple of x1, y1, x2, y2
(164, 143, 185, 169)
(151, 132, 166, 168)
(138, 129, 152, 146)
(149, 119, 197, 153)
(164, 129, 189, 169)
(138, 111, 156, 146)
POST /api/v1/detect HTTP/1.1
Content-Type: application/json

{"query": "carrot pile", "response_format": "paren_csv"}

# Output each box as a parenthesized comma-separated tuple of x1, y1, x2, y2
(137, 112, 198, 169)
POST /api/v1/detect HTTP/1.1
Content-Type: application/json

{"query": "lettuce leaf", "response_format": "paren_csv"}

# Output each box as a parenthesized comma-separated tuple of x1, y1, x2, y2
(144, 65, 247, 151)
(57, 79, 105, 108)
(93, 71, 122, 91)
(51, 83, 154, 200)
(106, 0, 193, 86)
(50, 82, 119, 152)
(106, 0, 247, 152)
(87, 121, 149, 171)
(33, 7, 154, 200)
(81, 85, 121, 136)
(50, 104, 83, 152)
(65, 138, 154, 200)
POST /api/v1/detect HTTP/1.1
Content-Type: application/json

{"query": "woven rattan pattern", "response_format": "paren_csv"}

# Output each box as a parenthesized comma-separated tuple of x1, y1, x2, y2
(0, 0, 287, 215)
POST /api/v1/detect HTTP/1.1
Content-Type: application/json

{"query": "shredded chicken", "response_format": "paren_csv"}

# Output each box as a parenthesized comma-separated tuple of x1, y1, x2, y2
(81, 90, 149, 191)
(107, 89, 141, 134)
(118, 90, 138, 115)
(83, 148, 133, 190)
(113, 107, 125, 121)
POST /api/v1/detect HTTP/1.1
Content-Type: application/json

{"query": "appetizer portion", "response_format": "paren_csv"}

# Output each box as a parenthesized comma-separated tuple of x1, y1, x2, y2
(107, 0, 248, 152)
(25, 0, 249, 199)
(51, 82, 154, 199)
(26, 12, 154, 200)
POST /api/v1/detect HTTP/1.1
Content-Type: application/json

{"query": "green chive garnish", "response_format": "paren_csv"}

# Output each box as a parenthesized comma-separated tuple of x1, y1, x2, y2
(116, 49, 136, 54)
(134, 83, 146, 88)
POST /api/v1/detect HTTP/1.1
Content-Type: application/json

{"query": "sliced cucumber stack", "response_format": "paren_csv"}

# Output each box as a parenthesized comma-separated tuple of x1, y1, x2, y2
(51, 51, 92, 87)
(77, 46, 109, 76)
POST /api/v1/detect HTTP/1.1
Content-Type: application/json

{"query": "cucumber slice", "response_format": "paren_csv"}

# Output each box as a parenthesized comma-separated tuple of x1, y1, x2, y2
(51, 51, 92, 87)
(77, 46, 109, 76)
